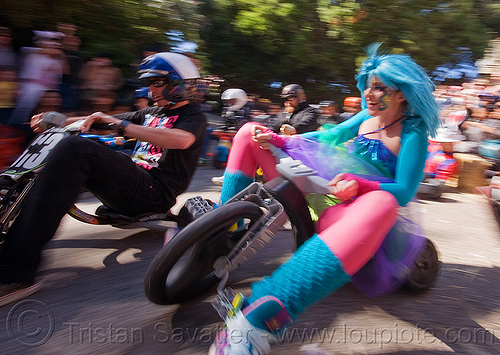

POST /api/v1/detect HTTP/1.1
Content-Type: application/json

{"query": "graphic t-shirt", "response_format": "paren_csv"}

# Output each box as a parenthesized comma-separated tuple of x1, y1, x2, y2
(132, 112, 180, 170)
(114, 104, 206, 196)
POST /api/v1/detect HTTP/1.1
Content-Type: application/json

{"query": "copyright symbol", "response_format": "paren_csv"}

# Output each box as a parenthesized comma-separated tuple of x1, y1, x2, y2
(6, 300, 54, 347)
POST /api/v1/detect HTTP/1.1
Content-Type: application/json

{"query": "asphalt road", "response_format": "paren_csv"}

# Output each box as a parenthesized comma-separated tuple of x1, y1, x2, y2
(0, 114, 499, 354)
(0, 164, 499, 355)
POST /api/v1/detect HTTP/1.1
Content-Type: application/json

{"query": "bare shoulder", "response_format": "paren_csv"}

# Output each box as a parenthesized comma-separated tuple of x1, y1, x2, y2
(358, 116, 378, 134)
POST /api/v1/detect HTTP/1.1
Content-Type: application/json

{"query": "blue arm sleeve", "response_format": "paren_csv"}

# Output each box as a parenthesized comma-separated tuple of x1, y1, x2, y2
(380, 129, 428, 206)
(300, 109, 371, 144)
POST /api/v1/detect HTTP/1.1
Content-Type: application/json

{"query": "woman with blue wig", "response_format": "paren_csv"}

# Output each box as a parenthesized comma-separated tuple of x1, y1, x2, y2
(209, 43, 440, 355)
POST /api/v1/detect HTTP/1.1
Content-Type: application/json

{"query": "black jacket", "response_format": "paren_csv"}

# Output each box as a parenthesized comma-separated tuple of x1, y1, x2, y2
(270, 102, 320, 134)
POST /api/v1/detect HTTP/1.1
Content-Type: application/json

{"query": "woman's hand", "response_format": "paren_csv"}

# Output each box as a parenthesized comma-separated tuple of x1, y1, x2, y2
(251, 124, 273, 149)
(328, 173, 359, 201)
(79, 112, 120, 133)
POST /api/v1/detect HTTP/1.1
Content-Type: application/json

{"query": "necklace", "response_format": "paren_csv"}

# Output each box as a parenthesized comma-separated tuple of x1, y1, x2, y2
(362, 115, 406, 136)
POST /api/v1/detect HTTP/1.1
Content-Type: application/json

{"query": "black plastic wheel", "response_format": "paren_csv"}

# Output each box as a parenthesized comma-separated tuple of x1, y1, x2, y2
(0, 202, 7, 243)
(144, 201, 264, 305)
(405, 238, 439, 292)
(0, 177, 26, 237)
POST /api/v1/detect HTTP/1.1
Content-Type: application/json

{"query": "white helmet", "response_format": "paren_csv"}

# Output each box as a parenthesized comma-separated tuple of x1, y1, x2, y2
(221, 88, 248, 111)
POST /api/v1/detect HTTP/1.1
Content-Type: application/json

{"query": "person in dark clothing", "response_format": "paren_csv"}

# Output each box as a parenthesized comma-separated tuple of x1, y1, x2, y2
(60, 32, 83, 111)
(221, 88, 253, 130)
(270, 84, 319, 135)
(318, 100, 342, 126)
(0, 52, 207, 306)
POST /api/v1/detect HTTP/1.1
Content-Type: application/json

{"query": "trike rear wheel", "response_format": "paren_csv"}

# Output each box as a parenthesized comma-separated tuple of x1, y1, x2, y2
(405, 238, 439, 292)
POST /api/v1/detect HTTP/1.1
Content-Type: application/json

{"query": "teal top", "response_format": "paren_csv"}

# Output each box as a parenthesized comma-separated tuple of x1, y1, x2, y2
(301, 109, 428, 206)
(349, 135, 398, 178)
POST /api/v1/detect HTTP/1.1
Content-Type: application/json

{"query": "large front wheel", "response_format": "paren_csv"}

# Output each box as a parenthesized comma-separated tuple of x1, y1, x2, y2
(144, 201, 264, 305)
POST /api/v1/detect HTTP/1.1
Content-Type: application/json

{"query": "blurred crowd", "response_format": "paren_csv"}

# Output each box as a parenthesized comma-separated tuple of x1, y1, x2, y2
(434, 74, 500, 141)
(431, 74, 500, 174)
(0, 23, 164, 167)
(2, 21, 500, 182)
(0, 21, 366, 171)
(0, 24, 136, 126)
(0, 23, 132, 160)
(415, 73, 500, 199)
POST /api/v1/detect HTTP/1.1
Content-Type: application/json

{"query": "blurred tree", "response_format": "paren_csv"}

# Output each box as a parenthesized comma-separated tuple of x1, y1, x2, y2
(198, 0, 361, 101)
(351, 1, 490, 70)
(0, 0, 497, 102)
(474, 0, 500, 35)
(199, 0, 494, 102)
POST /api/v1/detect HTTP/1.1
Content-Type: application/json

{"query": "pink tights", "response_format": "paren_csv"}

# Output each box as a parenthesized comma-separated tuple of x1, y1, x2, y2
(225, 123, 280, 180)
(226, 122, 399, 276)
(316, 191, 398, 275)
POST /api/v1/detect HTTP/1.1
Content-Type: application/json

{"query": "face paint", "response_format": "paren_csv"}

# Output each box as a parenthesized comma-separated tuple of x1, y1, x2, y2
(379, 91, 391, 111)
(364, 76, 402, 115)
(370, 84, 392, 111)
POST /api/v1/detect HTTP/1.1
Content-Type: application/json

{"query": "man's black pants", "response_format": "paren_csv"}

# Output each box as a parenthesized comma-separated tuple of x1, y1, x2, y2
(0, 136, 176, 284)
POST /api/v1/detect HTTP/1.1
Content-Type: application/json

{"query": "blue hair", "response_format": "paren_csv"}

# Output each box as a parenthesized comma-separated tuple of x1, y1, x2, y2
(356, 43, 440, 137)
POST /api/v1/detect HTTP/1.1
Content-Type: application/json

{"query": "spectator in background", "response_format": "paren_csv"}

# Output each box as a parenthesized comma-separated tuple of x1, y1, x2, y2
(32, 90, 62, 115)
(443, 97, 467, 129)
(318, 100, 342, 126)
(424, 127, 464, 182)
(0, 123, 23, 170)
(483, 71, 500, 97)
(109, 98, 134, 115)
(221, 88, 252, 130)
(461, 79, 487, 111)
(90, 90, 118, 115)
(0, 63, 22, 169)
(418, 127, 464, 199)
(339, 96, 362, 122)
(134, 87, 151, 111)
(0, 27, 18, 71)
(79, 52, 123, 111)
(8, 30, 68, 142)
(0, 66, 18, 125)
(457, 92, 500, 155)
(265, 103, 281, 128)
(58, 23, 82, 112)
(270, 84, 319, 135)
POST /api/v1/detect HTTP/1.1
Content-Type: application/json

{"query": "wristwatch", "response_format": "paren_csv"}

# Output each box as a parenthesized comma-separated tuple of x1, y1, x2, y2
(118, 120, 131, 136)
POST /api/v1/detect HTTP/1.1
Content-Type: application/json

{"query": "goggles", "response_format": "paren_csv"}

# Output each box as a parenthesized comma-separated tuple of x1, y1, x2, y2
(148, 77, 170, 88)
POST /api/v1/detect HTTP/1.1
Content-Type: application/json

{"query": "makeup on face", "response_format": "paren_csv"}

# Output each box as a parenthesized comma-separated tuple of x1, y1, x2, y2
(364, 79, 395, 112)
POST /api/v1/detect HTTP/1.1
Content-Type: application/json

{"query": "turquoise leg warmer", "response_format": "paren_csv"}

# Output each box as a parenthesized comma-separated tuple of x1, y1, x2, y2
(248, 234, 351, 319)
(220, 171, 254, 205)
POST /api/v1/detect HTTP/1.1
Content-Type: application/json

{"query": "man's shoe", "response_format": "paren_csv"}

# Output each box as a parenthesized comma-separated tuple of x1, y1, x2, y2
(198, 157, 210, 166)
(212, 176, 224, 187)
(209, 295, 292, 355)
(0, 282, 42, 307)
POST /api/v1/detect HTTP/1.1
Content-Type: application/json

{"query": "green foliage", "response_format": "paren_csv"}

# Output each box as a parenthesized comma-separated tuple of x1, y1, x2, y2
(200, 0, 495, 102)
(0, 0, 497, 102)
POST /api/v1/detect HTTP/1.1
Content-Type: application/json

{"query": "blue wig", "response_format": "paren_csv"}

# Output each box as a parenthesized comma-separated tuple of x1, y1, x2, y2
(356, 43, 440, 137)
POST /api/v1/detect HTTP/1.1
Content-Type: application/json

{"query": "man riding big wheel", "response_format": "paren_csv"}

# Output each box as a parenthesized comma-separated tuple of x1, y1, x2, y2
(0, 53, 206, 306)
